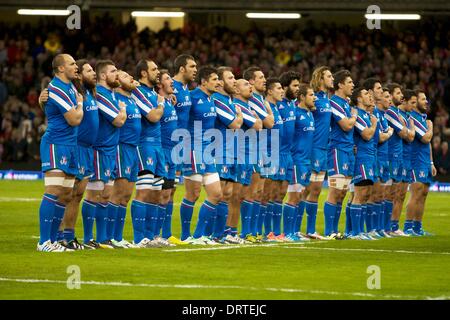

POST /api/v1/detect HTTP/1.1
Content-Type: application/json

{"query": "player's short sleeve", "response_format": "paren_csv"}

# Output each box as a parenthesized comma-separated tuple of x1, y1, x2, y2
(354, 115, 368, 134)
(240, 105, 257, 128)
(330, 100, 347, 122)
(248, 97, 268, 120)
(385, 109, 404, 133)
(48, 84, 75, 115)
(412, 115, 427, 140)
(96, 92, 119, 123)
(131, 87, 155, 117)
(214, 98, 236, 127)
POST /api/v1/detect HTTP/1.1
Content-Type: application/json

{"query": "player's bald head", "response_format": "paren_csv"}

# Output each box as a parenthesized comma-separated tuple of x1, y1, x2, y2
(236, 79, 248, 89)
(52, 54, 72, 74)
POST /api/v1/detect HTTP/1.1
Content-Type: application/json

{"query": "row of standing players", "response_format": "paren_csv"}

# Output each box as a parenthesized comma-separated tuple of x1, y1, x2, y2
(36, 53, 435, 251)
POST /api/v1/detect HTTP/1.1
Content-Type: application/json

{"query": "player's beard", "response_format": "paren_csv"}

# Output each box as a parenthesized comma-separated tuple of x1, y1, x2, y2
(285, 88, 296, 100)
(418, 104, 427, 113)
(83, 77, 96, 90)
(107, 78, 120, 89)
(224, 82, 235, 96)
(120, 81, 134, 92)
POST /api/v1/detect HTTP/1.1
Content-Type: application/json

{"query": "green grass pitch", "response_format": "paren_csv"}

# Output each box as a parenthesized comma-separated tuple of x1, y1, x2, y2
(0, 180, 449, 300)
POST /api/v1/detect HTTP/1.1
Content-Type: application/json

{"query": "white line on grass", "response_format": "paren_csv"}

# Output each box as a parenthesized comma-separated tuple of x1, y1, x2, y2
(280, 246, 450, 256)
(163, 241, 326, 252)
(0, 277, 448, 300)
(0, 197, 41, 202)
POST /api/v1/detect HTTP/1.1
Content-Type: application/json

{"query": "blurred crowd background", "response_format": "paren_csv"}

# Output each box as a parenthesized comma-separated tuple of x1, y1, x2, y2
(0, 15, 449, 179)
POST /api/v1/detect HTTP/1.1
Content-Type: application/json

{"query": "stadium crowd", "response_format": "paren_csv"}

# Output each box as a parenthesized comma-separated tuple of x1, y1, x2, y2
(0, 15, 449, 177)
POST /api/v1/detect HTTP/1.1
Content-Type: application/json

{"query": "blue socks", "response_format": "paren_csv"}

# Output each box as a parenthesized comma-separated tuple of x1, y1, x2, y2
(384, 200, 393, 231)
(39, 194, 58, 244)
(213, 201, 228, 238)
(264, 201, 274, 235)
(144, 202, 158, 240)
(360, 205, 367, 233)
(294, 201, 305, 234)
(305, 201, 318, 235)
(283, 203, 296, 235)
(350, 204, 362, 236)
(404, 219, 414, 232)
(131, 200, 146, 244)
(272, 201, 283, 236)
(50, 202, 65, 243)
(334, 202, 342, 233)
(251, 201, 261, 236)
(180, 198, 195, 240)
(114, 204, 127, 241)
(376, 202, 384, 231)
(82, 199, 96, 243)
(162, 201, 174, 239)
(413, 220, 422, 233)
(323, 202, 336, 236)
(95, 202, 108, 243)
(154, 204, 166, 237)
(345, 203, 352, 235)
(106, 202, 119, 241)
(193, 200, 217, 238)
(240, 200, 254, 237)
(63, 228, 75, 242)
(257, 204, 267, 235)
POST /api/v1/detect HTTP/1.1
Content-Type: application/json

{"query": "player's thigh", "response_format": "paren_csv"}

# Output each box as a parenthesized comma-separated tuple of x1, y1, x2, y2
(204, 179, 222, 203)
(184, 178, 202, 199)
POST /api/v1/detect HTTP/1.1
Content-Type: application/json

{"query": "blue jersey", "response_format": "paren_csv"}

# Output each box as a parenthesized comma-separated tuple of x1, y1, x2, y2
(385, 105, 404, 160)
(94, 84, 120, 150)
(189, 88, 217, 152)
(160, 97, 178, 149)
(248, 92, 269, 120)
(312, 91, 332, 150)
(277, 98, 296, 154)
(43, 76, 78, 146)
(173, 79, 192, 130)
(116, 92, 141, 146)
(354, 108, 376, 161)
(373, 106, 389, 160)
(329, 95, 354, 152)
(410, 110, 431, 167)
(399, 109, 412, 166)
(267, 102, 283, 155)
(213, 92, 236, 158)
(131, 83, 161, 146)
(292, 107, 315, 165)
(77, 88, 98, 147)
(233, 98, 257, 157)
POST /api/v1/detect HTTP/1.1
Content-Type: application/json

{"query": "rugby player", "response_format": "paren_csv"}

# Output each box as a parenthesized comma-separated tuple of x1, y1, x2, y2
(182, 66, 223, 245)
(406, 89, 436, 235)
(302, 67, 334, 239)
(325, 70, 356, 240)
(244, 67, 274, 240)
(109, 70, 141, 248)
(84, 60, 126, 249)
(37, 54, 83, 252)
(287, 83, 316, 241)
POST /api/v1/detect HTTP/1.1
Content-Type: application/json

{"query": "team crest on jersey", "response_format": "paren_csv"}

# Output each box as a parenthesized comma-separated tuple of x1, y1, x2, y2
(315, 160, 320, 167)
(146, 157, 154, 166)
(79, 166, 85, 175)
(60, 156, 68, 165)
(125, 167, 131, 174)
(200, 163, 205, 170)
(301, 172, 307, 180)
(222, 166, 228, 173)
(369, 169, 373, 176)
(393, 168, 398, 175)
(280, 168, 285, 175)
(210, 107, 215, 112)
(185, 96, 189, 102)
(419, 171, 426, 178)
(105, 169, 111, 177)
(342, 163, 349, 170)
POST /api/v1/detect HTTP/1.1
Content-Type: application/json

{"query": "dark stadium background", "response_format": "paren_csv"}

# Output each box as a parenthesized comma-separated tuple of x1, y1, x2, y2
(0, 0, 449, 181)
